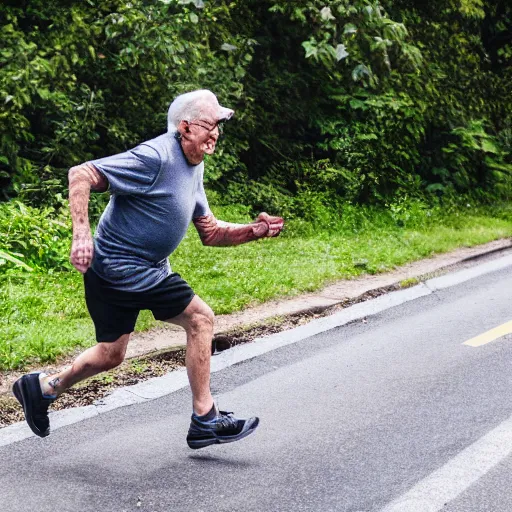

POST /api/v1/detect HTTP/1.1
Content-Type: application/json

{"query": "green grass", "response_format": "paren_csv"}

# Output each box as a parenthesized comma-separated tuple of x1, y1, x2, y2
(1, 202, 512, 371)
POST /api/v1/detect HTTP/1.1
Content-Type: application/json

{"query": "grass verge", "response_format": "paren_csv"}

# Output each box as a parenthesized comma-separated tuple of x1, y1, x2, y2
(1, 202, 512, 371)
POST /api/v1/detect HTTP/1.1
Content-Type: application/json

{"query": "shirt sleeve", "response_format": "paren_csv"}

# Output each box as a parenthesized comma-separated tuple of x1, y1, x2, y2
(193, 165, 211, 218)
(89, 143, 161, 195)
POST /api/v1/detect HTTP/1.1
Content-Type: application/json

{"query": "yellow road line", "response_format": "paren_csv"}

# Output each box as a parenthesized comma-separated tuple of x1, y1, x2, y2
(463, 320, 512, 347)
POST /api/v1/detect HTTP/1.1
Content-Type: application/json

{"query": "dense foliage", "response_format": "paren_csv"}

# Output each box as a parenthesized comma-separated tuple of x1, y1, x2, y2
(1, 0, 511, 209)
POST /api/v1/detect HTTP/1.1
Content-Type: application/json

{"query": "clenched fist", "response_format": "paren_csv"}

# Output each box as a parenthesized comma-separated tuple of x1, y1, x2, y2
(252, 212, 285, 238)
(70, 231, 94, 273)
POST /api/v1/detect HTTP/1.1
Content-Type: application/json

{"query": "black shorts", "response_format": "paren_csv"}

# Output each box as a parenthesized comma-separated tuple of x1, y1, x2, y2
(84, 269, 195, 342)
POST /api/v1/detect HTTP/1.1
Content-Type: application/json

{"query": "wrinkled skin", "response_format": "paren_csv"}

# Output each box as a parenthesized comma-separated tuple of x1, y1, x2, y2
(193, 212, 284, 246)
(68, 163, 107, 273)
(177, 103, 222, 165)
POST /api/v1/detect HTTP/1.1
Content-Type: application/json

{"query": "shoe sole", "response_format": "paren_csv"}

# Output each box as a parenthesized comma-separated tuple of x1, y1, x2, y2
(187, 418, 259, 450)
(12, 377, 49, 438)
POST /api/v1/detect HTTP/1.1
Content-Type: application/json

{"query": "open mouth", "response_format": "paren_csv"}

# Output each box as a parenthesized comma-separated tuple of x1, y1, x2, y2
(204, 138, 218, 153)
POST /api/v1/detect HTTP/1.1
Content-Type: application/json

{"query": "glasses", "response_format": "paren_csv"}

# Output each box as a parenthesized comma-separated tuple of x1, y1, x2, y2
(188, 120, 225, 135)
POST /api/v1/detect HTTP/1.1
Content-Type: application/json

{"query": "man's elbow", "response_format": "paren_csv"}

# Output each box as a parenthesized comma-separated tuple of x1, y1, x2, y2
(68, 163, 107, 191)
(68, 165, 82, 183)
(194, 216, 221, 246)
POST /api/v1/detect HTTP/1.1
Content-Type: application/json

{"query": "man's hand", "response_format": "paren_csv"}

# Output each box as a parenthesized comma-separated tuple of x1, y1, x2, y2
(252, 212, 284, 238)
(70, 230, 94, 273)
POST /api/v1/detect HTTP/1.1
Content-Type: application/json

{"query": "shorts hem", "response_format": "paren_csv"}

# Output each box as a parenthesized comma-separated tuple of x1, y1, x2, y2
(152, 292, 195, 321)
(96, 330, 134, 343)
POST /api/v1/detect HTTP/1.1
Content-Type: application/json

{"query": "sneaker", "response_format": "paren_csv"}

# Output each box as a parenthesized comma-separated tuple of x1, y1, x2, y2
(12, 373, 55, 438)
(186, 406, 259, 449)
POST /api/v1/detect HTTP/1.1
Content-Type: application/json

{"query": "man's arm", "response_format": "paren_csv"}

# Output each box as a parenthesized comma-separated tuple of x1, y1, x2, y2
(193, 212, 284, 247)
(68, 163, 108, 273)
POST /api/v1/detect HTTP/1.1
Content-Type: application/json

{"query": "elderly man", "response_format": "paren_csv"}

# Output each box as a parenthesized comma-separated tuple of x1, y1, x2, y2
(13, 90, 284, 449)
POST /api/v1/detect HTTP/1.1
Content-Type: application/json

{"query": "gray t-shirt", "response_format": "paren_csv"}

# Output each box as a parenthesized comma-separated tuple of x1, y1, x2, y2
(89, 132, 210, 292)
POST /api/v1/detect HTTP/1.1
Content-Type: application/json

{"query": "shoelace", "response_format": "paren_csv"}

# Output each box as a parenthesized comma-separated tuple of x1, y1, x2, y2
(217, 410, 238, 429)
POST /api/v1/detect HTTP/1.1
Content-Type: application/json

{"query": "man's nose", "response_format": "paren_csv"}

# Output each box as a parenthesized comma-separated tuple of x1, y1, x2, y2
(211, 125, 220, 140)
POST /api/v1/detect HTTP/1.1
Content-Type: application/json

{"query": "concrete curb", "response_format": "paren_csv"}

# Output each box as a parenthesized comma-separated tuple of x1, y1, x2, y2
(1, 253, 512, 448)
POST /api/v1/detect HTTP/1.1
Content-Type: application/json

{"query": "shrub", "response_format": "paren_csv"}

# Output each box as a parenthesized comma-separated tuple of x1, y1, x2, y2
(0, 199, 71, 273)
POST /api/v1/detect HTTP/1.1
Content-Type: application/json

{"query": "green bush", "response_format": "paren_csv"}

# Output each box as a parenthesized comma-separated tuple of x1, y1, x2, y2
(0, 199, 71, 273)
(1, 0, 511, 208)
(0, 0, 256, 204)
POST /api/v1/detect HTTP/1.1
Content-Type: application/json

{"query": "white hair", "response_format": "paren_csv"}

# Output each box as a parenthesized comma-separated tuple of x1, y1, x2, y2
(167, 89, 219, 132)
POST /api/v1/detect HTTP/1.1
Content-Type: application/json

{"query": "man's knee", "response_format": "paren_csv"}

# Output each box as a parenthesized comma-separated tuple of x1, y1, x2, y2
(190, 307, 214, 332)
(183, 303, 214, 335)
(106, 351, 125, 369)
(167, 296, 214, 333)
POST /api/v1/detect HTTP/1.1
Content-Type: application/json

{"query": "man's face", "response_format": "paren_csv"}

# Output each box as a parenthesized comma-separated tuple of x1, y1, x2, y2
(177, 99, 234, 165)
(187, 117, 222, 156)
(184, 103, 224, 157)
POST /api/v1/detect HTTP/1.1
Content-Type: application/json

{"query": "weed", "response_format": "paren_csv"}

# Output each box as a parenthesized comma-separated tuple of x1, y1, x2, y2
(400, 277, 420, 288)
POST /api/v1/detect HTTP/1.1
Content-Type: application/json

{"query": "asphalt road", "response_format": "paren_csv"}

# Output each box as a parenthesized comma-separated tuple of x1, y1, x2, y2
(2, 263, 512, 512)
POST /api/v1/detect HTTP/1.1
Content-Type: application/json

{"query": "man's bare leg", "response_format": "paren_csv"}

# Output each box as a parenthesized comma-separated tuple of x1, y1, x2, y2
(13, 333, 131, 437)
(167, 295, 260, 449)
(40, 334, 130, 396)
(165, 296, 214, 416)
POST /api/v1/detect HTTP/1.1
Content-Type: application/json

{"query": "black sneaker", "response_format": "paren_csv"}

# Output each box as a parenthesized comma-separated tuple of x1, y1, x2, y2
(186, 406, 259, 449)
(12, 373, 55, 438)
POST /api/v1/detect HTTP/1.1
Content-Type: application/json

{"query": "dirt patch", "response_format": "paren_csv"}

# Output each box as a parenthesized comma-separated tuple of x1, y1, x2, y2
(0, 396, 24, 427)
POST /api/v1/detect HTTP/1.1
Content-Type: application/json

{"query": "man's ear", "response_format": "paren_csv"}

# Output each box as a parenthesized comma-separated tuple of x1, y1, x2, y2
(177, 120, 189, 136)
